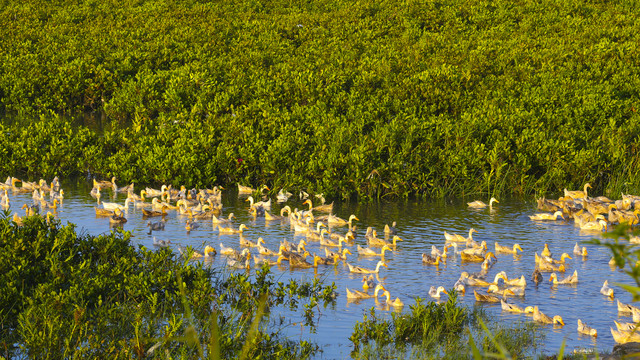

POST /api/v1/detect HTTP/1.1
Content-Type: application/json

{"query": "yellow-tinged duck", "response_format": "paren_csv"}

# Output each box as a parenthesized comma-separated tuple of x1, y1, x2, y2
(357, 244, 392, 257)
(368, 234, 403, 248)
(577, 319, 598, 337)
(494, 242, 523, 255)
(431, 244, 451, 258)
(95, 207, 115, 217)
(347, 260, 387, 274)
(187, 245, 216, 260)
(302, 199, 334, 213)
(529, 211, 564, 221)
(601, 280, 614, 298)
(532, 306, 564, 326)
(494, 272, 527, 287)
(265, 206, 290, 221)
(240, 236, 264, 248)
(314, 253, 339, 266)
(573, 243, 588, 257)
(326, 214, 358, 227)
(611, 327, 640, 344)
(541, 243, 552, 257)
(614, 320, 640, 332)
(459, 272, 494, 287)
(325, 248, 352, 261)
(421, 254, 442, 266)
(500, 299, 525, 313)
(383, 221, 397, 235)
(564, 183, 592, 199)
(217, 223, 248, 235)
(362, 275, 375, 290)
(461, 251, 496, 263)
(319, 229, 347, 248)
(537, 252, 572, 265)
(212, 212, 235, 225)
(109, 209, 127, 225)
(474, 289, 513, 303)
(142, 206, 169, 218)
(617, 300, 640, 315)
(380, 289, 404, 309)
(428, 286, 448, 299)
(444, 228, 477, 243)
(94, 177, 116, 190)
(467, 197, 499, 209)
(580, 219, 608, 232)
(549, 270, 578, 285)
(257, 242, 278, 257)
(536, 257, 565, 272)
(347, 284, 385, 300)
(488, 284, 524, 297)
(220, 243, 241, 257)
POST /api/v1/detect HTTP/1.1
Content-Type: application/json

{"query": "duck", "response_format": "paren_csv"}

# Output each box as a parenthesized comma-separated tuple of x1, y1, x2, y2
(357, 244, 392, 257)
(145, 184, 168, 198)
(494, 242, 523, 255)
(142, 206, 169, 218)
(458, 272, 494, 287)
(100, 199, 130, 212)
(577, 319, 598, 337)
(253, 255, 282, 267)
(325, 248, 352, 261)
(276, 188, 292, 203)
(580, 219, 608, 232)
(347, 260, 387, 274)
(314, 253, 339, 266)
(549, 271, 578, 285)
(380, 289, 404, 309)
(614, 320, 640, 332)
(302, 199, 334, 213)
(494, 272, 527, 287)
(532, 306, 564, 326)
(368, 234, 403, 248)
(185, 219, 200, 233)
(611, 328, 640, 343)
(601, 280, 614, 298)
(188, 245, 216, 260)
(467, 197, 499, 209)
(362, 275, 375, 290)
(383, 221, 397, 235)
(536, 258, 565, 273)
(488, 284, 524, 297)
(428, 286, 449, 299)
(217, 223, 248, 235)
(573, 242, 588, 257)
(265, 206, 290, 222)
(421, 254, 442, 266)
(461, 251, 496, 263)
(529, 211, 564, 221)
(147, 220, 166, 232)
(95, 207, 115, 217)
(219, 243, 239, 256)
(541, 243, 552, 257)
(326, 214, 358, 227)
(474, 289, 513, 303)
(109, 209, 127, 225)
(346, 284, 386, 301)
(617, 300, 640, 315)
(93, 177, 116, 190)
(444, 228, 477, 243)
(90, 186, 101, 200)
(247, 195, 271, 212)
(211, 212, 235, 226)
(536, 252, 572, 265)
(152, 237, 171, 247)
(564, 183, 592, 199)
(500, 299, 525, 313)
(319, 229, 347, 248)
(240, 237, 265, 248)
(453, 280, 466, 295)
(431, 244, 451, 258)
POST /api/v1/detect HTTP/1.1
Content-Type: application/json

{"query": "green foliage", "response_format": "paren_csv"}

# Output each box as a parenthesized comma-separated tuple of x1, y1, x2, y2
(0, 211, 329, 358)
(2, 0, 640, 199)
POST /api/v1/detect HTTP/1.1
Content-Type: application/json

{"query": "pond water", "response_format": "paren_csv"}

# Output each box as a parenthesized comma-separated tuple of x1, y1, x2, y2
(3, 178, 635, 358)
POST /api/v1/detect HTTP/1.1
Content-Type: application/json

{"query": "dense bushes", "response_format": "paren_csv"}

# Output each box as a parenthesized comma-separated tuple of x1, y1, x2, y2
(1, 0, 640, 199)
(0, 213, 331, 358)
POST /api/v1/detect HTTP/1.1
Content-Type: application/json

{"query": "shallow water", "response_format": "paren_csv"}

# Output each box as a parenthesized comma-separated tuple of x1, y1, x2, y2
(4, 179, 635, 358)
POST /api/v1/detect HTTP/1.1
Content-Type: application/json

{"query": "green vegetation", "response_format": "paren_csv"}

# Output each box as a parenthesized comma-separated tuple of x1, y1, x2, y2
(350, 294, 542, 359)
(0, 212, 335, 358)
(2, 0, 640, 200)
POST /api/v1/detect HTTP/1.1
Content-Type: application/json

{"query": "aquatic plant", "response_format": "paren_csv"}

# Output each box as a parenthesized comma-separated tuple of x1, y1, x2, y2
(0, 211, 333, 358)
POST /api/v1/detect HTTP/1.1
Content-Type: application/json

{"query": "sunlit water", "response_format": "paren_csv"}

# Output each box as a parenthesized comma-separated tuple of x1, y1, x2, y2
(4, 179, 635, 358)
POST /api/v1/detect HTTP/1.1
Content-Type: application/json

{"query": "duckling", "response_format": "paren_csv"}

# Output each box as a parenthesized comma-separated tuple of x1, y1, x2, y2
(467, 197, 499, 209)
(428, 286, 448, 299)
(347, 260, 387, 274)
(494, 242, 523, 255)
(532, 306, 564, 326)
(421, 254, 442, 266)
(600, 280, 614, 298)
(357, 244, 392, 257)
(549, 270, 578, 285)
(577, 319, 598, 337)
(529, 211, 564, 221)
(500, 299, 525, 313)
(217, 223, 248, 235)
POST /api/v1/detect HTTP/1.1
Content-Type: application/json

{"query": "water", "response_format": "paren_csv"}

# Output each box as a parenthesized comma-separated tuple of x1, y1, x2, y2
(3, 178, 634, 358)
